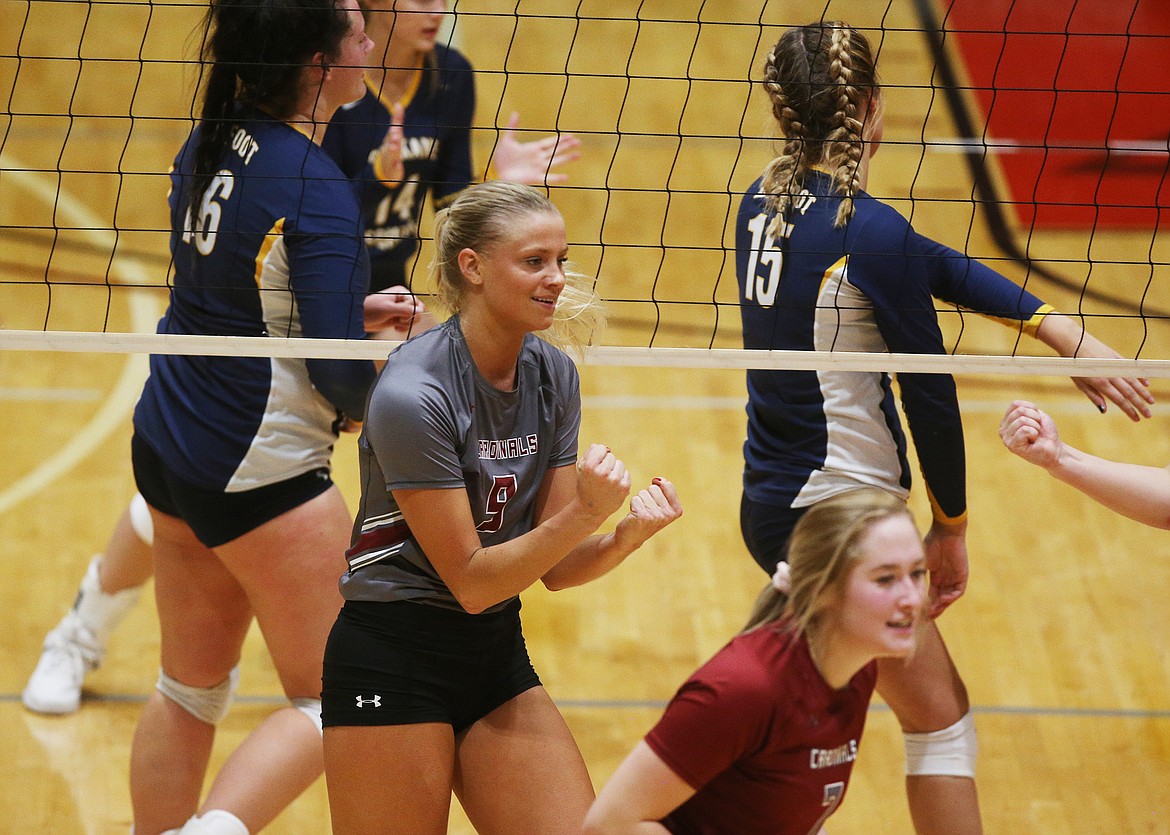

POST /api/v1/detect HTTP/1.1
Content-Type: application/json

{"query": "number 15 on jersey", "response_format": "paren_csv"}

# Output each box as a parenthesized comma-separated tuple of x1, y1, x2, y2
(743, 212, 792, 307)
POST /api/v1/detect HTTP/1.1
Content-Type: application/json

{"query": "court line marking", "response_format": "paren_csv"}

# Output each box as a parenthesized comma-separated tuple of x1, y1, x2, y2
(0, 387, 103, 401)
(3, 692, 1167, 719)
(0, 154, 161, 516)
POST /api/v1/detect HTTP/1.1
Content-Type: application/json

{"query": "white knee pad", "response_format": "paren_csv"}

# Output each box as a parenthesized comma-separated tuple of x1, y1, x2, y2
(129, 491, 155, 546)
(291, 697, 322, 735)
(904, 711, 978, 778)
(156, 666, 239, 725)
(177, 810, 249, 835)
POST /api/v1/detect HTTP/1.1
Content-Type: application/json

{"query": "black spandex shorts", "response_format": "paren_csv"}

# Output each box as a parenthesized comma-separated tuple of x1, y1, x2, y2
(131, 432, 333, 548)
(321, 598, 541, 734)
(739, 493, 806, 574)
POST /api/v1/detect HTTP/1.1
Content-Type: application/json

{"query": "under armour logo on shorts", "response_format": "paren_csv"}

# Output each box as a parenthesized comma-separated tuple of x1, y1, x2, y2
(356, 695, 382, 708)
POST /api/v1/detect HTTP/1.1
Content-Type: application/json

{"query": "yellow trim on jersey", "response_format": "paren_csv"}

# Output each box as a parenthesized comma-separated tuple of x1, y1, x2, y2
(365, 61, 424, 112)
(373, 152, 396, 184)
(365, 64, 424, 186)
(925, 484, 967, 527)
(254, 218, 285, 287)
(962, 302, 1054, 337)
(1022, 303, 1055, 337)
(285, 122, 314, 142)
(818, 255, 850, 297)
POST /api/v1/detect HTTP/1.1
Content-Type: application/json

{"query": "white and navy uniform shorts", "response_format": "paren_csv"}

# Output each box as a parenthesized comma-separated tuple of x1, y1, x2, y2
(132, 432, 333, 548)
(740, 493, 807, 574)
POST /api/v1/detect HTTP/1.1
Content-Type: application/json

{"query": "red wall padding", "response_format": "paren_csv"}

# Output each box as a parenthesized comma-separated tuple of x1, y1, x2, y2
(943, 0, 1170, 228)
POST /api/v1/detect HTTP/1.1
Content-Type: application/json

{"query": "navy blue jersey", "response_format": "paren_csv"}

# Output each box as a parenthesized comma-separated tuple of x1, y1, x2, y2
(322, 44, 475, 292)
(134, 105, 376, 492)
(339, 317, 581, 612)
(736, 170, 1050, 522)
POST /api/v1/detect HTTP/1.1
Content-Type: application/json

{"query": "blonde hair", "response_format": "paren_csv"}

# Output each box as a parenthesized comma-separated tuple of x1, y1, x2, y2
(430, 181, 605, 355)
(743, 488, 912, 637)
(759, 21, 880, 230)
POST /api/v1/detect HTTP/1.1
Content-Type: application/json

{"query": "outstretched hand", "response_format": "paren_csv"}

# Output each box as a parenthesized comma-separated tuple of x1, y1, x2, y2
(493, 112, 582, 186)
(999, 399, 1063, 469)
(1065, 331, 1154, 421)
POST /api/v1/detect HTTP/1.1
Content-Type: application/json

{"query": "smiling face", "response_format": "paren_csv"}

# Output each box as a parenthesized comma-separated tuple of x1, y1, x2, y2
(827, 514, 927, 661)
(462, 210, 568, 335)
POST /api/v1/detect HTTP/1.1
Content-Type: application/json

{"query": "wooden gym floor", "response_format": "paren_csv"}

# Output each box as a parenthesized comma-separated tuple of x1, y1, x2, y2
(1, 1, 1168, 832)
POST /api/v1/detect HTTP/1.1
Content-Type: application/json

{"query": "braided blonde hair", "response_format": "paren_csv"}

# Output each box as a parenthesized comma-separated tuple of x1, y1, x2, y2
(759, 21, 880, 231)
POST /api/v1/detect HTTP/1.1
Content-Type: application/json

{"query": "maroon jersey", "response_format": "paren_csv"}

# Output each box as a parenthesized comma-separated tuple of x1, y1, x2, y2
(645, 622, 877, 835)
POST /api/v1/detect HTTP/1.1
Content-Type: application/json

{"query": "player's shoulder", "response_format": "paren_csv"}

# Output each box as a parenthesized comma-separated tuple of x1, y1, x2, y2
(282, 143, 358, 219)
(523, 331, 573, 364)
(520, 333, 579, 386)
(239, 116, 324, 166)
(734, 175, 769, 225)
(846, 190, 911, 247)
(385, 320, 455, 371)
(740, 175, 767, 204)
(373, 327, 457, 404)
(226, 119, 348, 198)
(691, 628, 792, 702)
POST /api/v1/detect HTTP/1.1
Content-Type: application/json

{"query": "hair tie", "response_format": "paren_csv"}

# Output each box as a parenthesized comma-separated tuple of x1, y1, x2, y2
(771, 561, 791, 593)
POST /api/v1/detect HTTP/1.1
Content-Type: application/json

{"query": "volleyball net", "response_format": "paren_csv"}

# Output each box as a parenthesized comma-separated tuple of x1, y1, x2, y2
(1, 0, 1168, 377)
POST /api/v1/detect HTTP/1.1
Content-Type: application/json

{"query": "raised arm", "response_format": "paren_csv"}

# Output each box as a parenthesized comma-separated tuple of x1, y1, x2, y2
(1032, 313, 1153, 421)
(1000, 399, 1170, 529)
(490, 112, 582, 186)
(908, 232, 1153, 421)
(371, 102, 405, 186)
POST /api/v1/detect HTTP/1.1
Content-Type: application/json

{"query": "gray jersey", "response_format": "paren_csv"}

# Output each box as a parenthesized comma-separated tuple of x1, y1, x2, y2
(340, 316, 581, 612)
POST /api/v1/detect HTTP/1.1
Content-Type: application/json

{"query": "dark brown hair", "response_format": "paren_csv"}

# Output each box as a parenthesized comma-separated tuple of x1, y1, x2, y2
(187, 0, 351, 210)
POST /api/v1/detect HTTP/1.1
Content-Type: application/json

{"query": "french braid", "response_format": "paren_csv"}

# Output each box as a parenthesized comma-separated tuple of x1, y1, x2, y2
(824, 25, 867, 226)
(759, 21, 879, 231)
